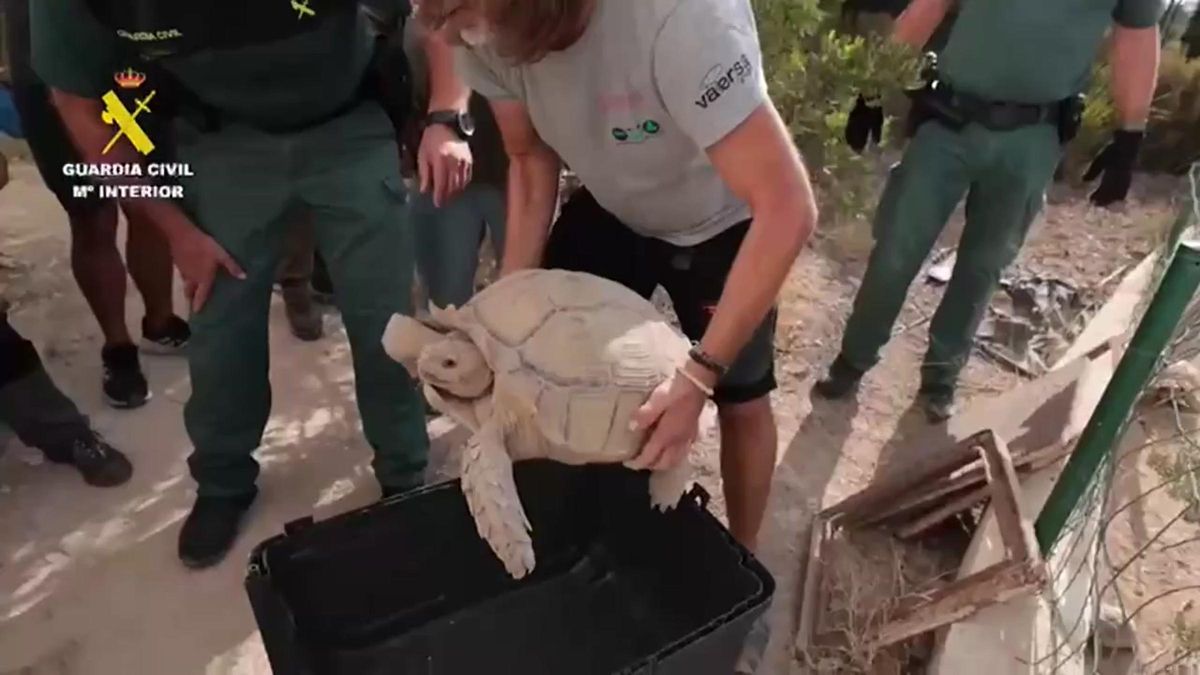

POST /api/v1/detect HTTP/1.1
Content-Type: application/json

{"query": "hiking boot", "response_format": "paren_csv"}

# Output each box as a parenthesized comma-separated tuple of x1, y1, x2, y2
(281, 281, 323, 341)
(140, 315, 191, 355)
(813, 355, 865, 400)
(919, 385, 957, 423)
(101, 344, 149, 409)
(177, 491, 257, 569)
(46, 432, 134, 487)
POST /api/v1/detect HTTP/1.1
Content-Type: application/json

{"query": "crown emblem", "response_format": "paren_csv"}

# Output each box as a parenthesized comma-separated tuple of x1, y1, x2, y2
(114, 68, 146, 89)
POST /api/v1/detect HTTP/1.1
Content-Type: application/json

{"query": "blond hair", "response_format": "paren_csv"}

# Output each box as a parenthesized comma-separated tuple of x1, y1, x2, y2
(415, 0, 595, 64)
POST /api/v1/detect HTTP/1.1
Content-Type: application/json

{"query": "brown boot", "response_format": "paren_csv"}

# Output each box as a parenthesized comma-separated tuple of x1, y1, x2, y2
(281, 281, 323, 341)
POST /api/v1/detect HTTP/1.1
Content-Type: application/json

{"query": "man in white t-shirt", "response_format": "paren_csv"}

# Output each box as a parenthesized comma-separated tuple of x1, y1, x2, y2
(416, 0, 819, 557)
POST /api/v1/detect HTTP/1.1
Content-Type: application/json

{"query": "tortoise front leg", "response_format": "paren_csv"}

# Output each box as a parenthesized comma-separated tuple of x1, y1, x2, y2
(648, 460, 693, 512)
(460, 418, 535, 579)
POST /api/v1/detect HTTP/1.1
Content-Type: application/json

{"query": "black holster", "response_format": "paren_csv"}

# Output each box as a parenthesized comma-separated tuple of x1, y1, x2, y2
(903, 81, 968, 137)
(1056, 94, 1085, 145)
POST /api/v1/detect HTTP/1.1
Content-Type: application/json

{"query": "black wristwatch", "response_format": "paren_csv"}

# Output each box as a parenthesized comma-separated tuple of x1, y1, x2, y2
(425, 110, 475, 140)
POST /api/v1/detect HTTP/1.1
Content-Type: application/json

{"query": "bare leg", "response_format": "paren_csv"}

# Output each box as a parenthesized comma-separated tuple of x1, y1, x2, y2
(123, 206, 177, 332)
(68, 202, 131, 347)
(717, 395, 777, 553)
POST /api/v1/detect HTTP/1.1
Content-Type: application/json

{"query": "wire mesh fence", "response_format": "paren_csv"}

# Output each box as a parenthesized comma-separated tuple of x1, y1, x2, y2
(1034, 163, 1200, 674)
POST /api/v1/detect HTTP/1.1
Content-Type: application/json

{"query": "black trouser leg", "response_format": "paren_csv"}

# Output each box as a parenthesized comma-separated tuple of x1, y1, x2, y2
(0, 312, 92, 460)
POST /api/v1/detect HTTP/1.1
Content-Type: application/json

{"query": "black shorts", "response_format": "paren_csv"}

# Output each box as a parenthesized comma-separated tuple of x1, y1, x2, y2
(543, 188, 777, 404)
(7, 75, 110, 218)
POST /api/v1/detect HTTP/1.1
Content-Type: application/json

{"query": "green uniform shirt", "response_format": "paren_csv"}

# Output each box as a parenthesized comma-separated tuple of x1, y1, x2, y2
(938, 0, 1164, 104)
(30, 0, 407, 130)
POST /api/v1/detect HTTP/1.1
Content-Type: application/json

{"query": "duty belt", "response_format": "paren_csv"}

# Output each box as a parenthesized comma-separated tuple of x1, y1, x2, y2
(933, 82, 1061, 131)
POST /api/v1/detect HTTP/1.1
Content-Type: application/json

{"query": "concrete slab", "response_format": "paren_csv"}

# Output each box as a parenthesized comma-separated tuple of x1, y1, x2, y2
(930, 253, 1151, 674)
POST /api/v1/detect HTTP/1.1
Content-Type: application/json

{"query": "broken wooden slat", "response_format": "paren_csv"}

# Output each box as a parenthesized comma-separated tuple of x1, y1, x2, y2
(895, 483, 991, 540)
(864, 559, 1047, 651)
(979, 433, 1039, 563)
(823, 429, 996, 524)
(864, 442, 1072, 531)
(860, 463, 987, 529)
(794, 516, 830, 660)
(1015, 442, 1074, 475)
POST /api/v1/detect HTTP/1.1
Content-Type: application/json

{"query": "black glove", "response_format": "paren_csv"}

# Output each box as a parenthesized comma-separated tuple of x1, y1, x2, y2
(845, 94, 883, 153)
(1082, 129, 1144, 207)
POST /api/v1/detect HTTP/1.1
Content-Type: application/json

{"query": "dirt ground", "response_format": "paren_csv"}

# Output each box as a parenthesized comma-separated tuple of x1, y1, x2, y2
(0, 138, 1191, 675)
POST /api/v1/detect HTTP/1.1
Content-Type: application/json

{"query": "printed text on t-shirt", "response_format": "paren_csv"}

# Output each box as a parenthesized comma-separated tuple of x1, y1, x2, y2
(695, 54, 753, 109)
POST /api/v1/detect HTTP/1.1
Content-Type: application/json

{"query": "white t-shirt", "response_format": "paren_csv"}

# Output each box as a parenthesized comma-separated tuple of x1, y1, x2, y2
(455, 0, 768, 246)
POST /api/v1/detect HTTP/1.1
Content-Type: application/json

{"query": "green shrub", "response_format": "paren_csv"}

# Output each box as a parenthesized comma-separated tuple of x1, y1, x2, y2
(1141, 46, 1200, 174)
(1061, 45, 1200, 180)
(753, 0, 921, 225)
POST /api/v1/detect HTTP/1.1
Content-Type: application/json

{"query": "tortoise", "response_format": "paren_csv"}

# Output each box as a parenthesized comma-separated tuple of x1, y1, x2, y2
(381, 268, 696, 578)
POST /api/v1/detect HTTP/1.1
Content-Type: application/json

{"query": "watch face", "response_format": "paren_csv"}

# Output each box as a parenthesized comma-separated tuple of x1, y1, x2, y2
(459, 112, 476, 137)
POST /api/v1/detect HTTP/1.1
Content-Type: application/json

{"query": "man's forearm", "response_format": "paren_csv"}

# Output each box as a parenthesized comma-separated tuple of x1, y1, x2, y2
(423, 27, 470, 112)
(892, 0, 953, 49)
(700, 183, 817, 369)
(1111, 25, 1160, 130)
(499, 152, 561, 275)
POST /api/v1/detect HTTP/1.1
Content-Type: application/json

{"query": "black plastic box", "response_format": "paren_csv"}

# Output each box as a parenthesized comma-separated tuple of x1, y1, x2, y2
(245, 461, 775, 674)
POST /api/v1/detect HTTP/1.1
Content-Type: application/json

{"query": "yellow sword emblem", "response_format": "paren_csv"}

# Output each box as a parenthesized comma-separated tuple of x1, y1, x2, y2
(100, 90, 157, 156)
(291, 0, 315, 18)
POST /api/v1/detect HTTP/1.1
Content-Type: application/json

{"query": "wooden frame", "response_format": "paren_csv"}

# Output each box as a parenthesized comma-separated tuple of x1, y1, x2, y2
(795, 429, 1047, 657)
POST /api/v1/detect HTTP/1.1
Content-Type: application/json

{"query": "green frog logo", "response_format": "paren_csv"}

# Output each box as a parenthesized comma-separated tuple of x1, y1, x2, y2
(611, 119, 661, 145)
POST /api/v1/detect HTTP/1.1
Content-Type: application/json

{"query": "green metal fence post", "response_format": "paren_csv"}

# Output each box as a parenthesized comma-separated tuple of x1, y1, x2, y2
(1035, 242, 1200, 556)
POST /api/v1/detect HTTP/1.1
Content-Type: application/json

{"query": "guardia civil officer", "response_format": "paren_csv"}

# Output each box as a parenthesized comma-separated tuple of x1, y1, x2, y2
(817, 0, 1163, 421)
(30, 0, 474, 568)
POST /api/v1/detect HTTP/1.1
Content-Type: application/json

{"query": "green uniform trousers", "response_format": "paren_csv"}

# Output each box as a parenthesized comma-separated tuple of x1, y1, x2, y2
(176, 101, 429, 498)
(839, 118, 1063, 390)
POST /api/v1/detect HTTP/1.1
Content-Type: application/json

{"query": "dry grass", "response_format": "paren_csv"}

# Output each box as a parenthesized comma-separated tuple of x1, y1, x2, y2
(798, 526, 964, 674)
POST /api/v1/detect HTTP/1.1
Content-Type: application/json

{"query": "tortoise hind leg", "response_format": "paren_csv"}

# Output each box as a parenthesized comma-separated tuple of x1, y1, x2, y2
(648, 459, 692, 512)
(461, 419, 535, 578)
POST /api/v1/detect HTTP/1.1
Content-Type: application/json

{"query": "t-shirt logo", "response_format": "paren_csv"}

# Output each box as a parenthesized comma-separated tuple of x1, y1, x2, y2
(612, 120, 662, 145)
(695, 54, 753, 109)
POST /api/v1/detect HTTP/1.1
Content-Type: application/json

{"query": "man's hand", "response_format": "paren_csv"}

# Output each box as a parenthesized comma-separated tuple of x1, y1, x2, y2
(167, 220, 246, 313)
(1086, 23, 1159, 207)
(625, 363, 714, 471)
(418, 122, 473, 207)
(418, 22, 474, 207)
(1083, 129, 1144, 207)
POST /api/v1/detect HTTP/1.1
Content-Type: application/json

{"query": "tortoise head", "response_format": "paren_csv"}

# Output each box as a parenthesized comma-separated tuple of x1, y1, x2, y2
(382, 314, 445, 377)
(417, 335, 493, 399)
